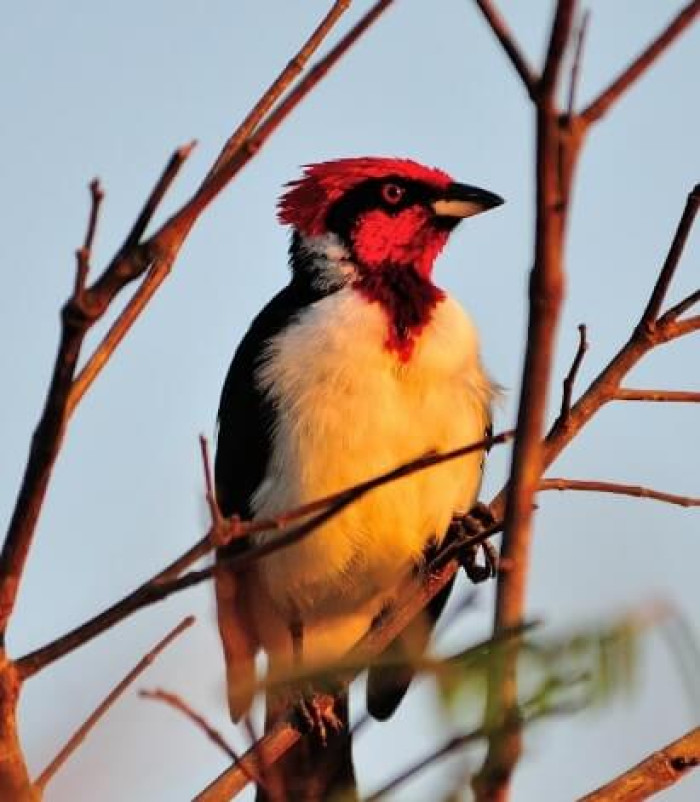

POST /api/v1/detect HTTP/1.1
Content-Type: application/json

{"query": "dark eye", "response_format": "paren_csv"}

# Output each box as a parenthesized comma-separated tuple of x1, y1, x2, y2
(381, 182, 405, 205)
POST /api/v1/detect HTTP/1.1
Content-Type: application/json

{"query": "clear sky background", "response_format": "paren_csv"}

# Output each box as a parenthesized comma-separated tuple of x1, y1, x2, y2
(1, 1, 698, 800)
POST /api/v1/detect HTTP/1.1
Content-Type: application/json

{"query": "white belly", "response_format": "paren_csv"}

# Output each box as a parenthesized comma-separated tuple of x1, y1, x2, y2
(250, 287, 493, 663)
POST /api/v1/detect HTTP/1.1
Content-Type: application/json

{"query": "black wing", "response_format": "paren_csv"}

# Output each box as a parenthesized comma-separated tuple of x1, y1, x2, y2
(214, 275, 327, 720)
(215, 276, 325, 519)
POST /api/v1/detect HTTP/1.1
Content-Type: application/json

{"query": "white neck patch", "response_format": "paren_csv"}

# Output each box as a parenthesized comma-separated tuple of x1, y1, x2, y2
(295, 232, 357, 291)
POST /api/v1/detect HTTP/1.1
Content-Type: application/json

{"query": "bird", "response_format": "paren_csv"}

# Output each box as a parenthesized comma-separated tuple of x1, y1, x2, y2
(214, 156, 502, 800)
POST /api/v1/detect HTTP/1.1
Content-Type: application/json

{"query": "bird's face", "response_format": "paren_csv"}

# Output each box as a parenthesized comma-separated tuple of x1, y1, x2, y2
(278, 157, 503, 279)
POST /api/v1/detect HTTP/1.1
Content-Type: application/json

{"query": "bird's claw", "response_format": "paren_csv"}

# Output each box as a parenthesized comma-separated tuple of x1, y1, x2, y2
(294, 690, 344, 746)
(448, 503, 499, 584)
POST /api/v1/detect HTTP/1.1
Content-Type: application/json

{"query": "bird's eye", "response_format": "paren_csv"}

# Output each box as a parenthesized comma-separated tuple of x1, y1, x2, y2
(381, 182, 405, 205)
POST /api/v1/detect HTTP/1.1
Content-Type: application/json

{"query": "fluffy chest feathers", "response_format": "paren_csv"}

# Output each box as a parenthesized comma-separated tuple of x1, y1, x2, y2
(252, 287, 493, 623)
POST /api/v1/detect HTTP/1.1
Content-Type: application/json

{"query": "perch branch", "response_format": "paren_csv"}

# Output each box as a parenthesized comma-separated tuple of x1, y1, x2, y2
(35, 616, 194, 791)
(15, 430, 513, 679)
(582, 1, 700, 124)
(578, 727, 700, 801)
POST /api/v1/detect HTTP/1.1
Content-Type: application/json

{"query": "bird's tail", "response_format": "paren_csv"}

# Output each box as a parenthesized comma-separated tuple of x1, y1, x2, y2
(255, 691, 357, 802)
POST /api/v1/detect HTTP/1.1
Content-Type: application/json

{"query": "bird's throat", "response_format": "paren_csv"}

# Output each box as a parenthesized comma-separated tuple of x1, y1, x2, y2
(353, 265, 445, 362)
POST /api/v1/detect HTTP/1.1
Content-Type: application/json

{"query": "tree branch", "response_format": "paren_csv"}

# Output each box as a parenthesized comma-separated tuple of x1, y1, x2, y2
(34, 616, 194, 791)
(578, 727, 700, 801)
(473, 0, 537, 99)
(539, 0, 578, 100)
(582, 1, 700, 124)
(539, 478, 700, 508)
(615, 389, 700, 403)
(566, 10, 591, 117)
(557, 323, 589, 425)
(639, 185, 700, 330)
(139, 688, 258, 784)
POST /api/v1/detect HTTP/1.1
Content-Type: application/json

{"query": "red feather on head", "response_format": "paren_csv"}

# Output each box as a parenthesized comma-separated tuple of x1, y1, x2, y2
(277, 157, 453, 236)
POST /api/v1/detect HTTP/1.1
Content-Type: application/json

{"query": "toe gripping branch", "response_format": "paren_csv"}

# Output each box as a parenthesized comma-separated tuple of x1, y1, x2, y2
(447, 502, 499, 584)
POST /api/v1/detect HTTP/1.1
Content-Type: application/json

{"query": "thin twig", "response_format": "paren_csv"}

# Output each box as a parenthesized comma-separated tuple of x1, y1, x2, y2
(74, 180, 104, 295)
(615, 389, 700, 403)
(558, 323, 589, 423)
(539, 478, 700, 508)
(34, 617, 194, 791)
(139, 688, 258, 784)
(200, 435, 226, 540)
(582, 1, 700, 124)
(15, 430, 513, 679)
(566, 9, 590, 117)
(662, 286, 700, 320)
(122, 141, 197, 252)
(473, 0, 537, 99)
(204, 0, 352, 181)
(540, 0, 579, 100)
(578, 726, 700, 801)
(640, 185, 700, 330)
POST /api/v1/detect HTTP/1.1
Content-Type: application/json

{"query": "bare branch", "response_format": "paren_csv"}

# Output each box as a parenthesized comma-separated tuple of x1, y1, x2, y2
(566, 9, 590, 117)
(659, 315, 700, 341)
(582, 1, 700, 124)
(539, 478, 700, 508)
(35, 617, 194, 791)
(640, 185, 700, 330)
(199, 435, 226, 543)
(539, 0, 579, 100)
(74, 179, 104, 295)
(615, 389, 700, 403)
(15, 430, 513, 679)
(204, 0, 352, 180)
(473, 0, 537, 99)
(139, 689, 257, 782)
(557, 323, 589, 424)
(578, 727, 700, 801)
(661, 287, 700, 320)
(124, 141, 197, 252)
(476, 4, 581, 796)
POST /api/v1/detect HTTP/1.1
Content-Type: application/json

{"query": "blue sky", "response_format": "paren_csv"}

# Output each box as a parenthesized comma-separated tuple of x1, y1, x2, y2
(1, 1, 699, 799)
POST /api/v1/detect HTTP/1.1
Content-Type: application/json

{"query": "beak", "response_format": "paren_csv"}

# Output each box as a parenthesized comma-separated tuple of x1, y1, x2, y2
(432, 182, 504, 219)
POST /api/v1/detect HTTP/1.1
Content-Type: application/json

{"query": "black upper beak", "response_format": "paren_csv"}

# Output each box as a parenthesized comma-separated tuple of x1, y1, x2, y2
(432, 182, 504, 219)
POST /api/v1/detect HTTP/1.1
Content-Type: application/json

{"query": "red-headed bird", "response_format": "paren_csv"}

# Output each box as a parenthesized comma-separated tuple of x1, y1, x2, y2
(214, 157, 503, 799)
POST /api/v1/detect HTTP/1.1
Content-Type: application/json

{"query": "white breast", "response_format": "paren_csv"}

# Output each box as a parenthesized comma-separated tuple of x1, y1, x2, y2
(250, 287, 493, 662)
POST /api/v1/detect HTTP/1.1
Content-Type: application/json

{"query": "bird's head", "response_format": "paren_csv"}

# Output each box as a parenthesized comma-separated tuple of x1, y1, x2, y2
(278, 156, 503, 280)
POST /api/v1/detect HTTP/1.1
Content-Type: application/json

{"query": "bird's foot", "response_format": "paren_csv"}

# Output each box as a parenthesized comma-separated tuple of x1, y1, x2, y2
(448, 503, 498, 584)
(293, 689, 344, 746)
